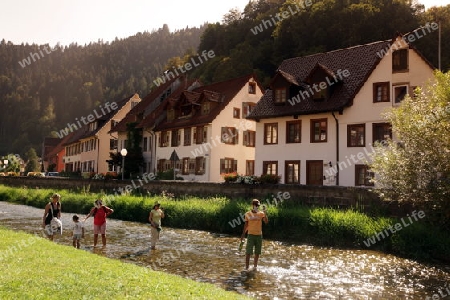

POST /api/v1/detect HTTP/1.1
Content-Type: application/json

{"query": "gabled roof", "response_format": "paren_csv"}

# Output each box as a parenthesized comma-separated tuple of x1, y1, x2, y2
(110, 76, 182, 133)
(152, 74, 258, 131)
(78, 95, 133, 140)
(45, 134, 71, 159)
(137, 78, 200, 129)
(63, 94, 134, 146)
(248, 35, 434, 120)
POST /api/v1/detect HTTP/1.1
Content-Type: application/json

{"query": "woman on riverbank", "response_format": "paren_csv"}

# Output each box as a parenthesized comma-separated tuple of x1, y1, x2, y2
(149, 201, 164, 250)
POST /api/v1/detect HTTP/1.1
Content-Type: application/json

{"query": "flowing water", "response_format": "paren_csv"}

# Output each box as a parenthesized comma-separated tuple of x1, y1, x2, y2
(0, 201, 449, 299)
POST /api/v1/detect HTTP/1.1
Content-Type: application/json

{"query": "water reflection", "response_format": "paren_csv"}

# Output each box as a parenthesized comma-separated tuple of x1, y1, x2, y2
(0, 202, 449, 299)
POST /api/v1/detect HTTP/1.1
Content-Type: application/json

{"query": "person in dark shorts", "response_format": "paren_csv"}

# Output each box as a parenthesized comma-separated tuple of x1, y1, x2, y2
(240, 199, 268, 270)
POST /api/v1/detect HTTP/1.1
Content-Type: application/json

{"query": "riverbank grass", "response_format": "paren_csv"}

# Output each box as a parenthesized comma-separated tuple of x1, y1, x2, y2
(0, 184, 449, 262)
(0, 227, 249, 300)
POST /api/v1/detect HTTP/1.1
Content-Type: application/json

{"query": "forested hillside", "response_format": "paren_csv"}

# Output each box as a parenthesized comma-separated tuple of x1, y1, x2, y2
(0, 24, 205, 155)
(1, 0, 449, 157)
(188, 0, 449, 86)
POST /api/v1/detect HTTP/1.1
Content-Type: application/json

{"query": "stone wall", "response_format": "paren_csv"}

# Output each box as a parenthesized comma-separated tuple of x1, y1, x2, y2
(0, 176, 384, 211)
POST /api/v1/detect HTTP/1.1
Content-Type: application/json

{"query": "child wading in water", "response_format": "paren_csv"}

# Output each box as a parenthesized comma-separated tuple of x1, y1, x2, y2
(72, 214, 85, 248)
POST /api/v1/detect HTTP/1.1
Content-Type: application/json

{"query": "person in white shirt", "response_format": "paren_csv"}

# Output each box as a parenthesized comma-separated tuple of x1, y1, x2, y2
(72, 215, 85, 248)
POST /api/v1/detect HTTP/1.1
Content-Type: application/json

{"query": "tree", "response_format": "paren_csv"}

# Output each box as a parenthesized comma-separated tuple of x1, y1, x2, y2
(370, 71, 450, 227)
(24, 148, 41, 173)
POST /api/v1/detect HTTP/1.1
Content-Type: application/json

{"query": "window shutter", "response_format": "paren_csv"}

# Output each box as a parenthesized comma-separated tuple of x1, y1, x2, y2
(220, 159, 225, 174)
(233, 160, 238, 173)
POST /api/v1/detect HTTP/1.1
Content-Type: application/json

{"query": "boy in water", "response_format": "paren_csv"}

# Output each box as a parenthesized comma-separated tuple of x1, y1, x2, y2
(241, 199, 268, 270)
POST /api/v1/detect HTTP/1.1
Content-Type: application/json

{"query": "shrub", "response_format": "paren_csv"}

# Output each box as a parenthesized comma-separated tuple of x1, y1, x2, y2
(222, 172, 238, 183)
(258, 174, 281, 184)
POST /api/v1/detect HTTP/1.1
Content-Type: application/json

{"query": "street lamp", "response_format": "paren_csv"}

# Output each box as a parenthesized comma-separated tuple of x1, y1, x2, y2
(120, 148, 127, 180)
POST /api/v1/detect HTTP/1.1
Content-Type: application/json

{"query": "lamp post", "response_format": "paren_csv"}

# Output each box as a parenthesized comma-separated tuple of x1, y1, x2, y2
(120, 148, 127, 180)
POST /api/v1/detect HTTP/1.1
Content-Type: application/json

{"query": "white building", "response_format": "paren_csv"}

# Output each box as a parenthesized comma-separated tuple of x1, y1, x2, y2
(248, 35, 435, 186)
(63, 94, 141, 175)
(145, 74, 263, 182)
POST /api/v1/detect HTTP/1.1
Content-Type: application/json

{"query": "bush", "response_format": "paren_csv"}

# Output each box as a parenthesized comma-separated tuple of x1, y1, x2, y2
(258, 174, 281, 184)
(222, 172, 238, 183)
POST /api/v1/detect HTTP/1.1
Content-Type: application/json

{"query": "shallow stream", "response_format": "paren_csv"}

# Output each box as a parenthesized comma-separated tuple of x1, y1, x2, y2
(0, 201, 449, 299)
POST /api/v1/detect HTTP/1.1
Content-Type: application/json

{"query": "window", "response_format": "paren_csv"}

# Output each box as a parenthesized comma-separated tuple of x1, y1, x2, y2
(286, 121, 301, 143)
(220, 158, 237, 174)
(246, 160, 255, 176)
(392, 49, 408, 72)
(182, 158, 189, 175)
(109, 139, 117, 151)
(373, 82, 390, 102)
(274, 88, 287, 104)
(264, 123, 278, 145)
(167, 109, 175, 121)
(89, 122, 97, 132)
(202, 102, 210, 115)
(242, 102, 256, 118)
(347, 124, 365, 147)
(195, 157, 205, 175)
(313, 84, 328, 101)
(221, 127, 238, 144)
(393, 85, 408, 104)
(233, 107, 240, 119)
(143, 137, 148, 152)
(160, 131, 169, 147)
(157, 159, 166, 172)
(194, 126, 207, 144)
(184, 128, 191, 146)
(248, 82, 256, 94)
(285, 161, 300, 184)
(189, 159, 196, 174)
(355, 165, 374, 186)
(311, 119, 327, 143)
(373, 123, 392, 144)
(171, 129, 180, 147)
(263, 161, 278, 175)
(243, 130, 255, 147)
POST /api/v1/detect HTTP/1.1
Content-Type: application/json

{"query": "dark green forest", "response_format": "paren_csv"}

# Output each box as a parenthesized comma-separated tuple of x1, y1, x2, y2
(1, 0, 449, 157)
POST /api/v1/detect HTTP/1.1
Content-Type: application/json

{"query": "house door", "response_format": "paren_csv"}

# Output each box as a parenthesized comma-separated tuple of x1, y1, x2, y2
(306, 160, 323, 186)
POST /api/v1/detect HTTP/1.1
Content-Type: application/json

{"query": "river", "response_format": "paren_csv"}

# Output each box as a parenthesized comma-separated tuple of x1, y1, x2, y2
(0, 201, 449, 299)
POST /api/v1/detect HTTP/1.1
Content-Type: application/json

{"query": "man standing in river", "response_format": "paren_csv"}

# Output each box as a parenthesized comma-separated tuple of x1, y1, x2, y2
(241, 199, 268, 270)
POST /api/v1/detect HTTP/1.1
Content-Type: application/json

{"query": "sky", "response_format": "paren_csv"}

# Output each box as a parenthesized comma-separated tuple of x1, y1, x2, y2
(0, 0, 449, 46)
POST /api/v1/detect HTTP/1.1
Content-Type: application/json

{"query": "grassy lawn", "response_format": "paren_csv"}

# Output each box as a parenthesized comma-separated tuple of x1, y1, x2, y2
(0, 228, 250, 300)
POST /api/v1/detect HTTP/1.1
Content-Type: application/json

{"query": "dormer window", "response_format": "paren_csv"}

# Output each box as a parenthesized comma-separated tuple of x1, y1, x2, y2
(167, 108, 175, 121)
(392, 49, 408, 72)
(89, 122, 97, 132)
(312, 84, 328, 101)
(274, 88, 287, 104)
(202, 102, 210, 115)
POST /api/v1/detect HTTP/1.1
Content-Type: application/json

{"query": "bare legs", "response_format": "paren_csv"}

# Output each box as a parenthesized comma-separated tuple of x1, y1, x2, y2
(245, 254, 260, 270)
(93, 234, 106, 247)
